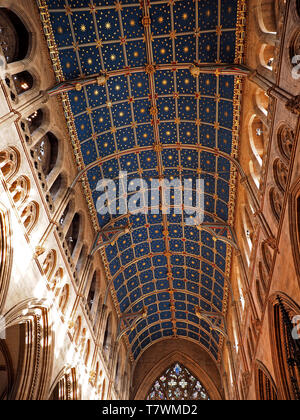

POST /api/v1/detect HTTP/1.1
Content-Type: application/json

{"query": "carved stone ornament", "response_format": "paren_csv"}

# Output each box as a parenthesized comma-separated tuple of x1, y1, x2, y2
(286, 95, 300, 115)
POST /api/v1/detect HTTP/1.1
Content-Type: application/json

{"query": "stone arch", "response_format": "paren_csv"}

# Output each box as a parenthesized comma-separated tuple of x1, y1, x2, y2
(134, 349, 222, 400)
(48, 367, 80, 400)
(0, 8, 30, 64)
(256, 0, 277, 34)
(103, 312, 113, 361)
(255, 361, 278, 400)
(20, 200, 39, 234)
(273, 158, 288, 193)
(277, 124, 295, 161)
(0, 147, 20, 181)
(51, 267, 64, 292)
(8, 175, 30, 207)
(42, 250, 57, 282)
(73, 316, 82, 346)
(288, 178, 300, 284)
(269, 187, 283, 222)
(58, 283, 69, 315)
(32, 132, 59, 179)
(0, 299, 54, 400)
(269, 293, 300, 400)
(0, 204, 13, 312)
(259, 43, 275, 70)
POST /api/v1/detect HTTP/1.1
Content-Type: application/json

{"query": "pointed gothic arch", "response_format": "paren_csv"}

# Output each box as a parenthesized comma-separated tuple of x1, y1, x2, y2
(48, 367, 80, 400)
(134, 350, 222, 400)
(146, 362, 210, 400)
(269, 293, 300, 400)
(255, 361, 278, 400)
(0, 204, 12, 312)
(0, 300, 54, 400)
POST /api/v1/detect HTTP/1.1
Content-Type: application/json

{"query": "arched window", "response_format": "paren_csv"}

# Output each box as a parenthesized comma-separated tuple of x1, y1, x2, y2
(50, 173, 64, 201)
(256, 279, 264, 311)
(42, 250, 57, 281)
(271, 295, 300, 400)
(115, 355, 122, 389)
(75, 244, 88, 278)
(273, 159, 288, 193)
(25, 109, 43, 134)
(13, 71, 33, 95)
(259, 261, 268, 292)
(250, 116, 264, 165)
(51, 268, 63, 292)
(58, 284, 69, 314)
(59, 201, 71, 227)
(33, 132, 59, 178)
(0, 9, 29, 63)
(260, 44, 275, 70)
(73, 317, 81, 346)
(101, 379, 106, 400)
(277, 125, 294, 161)
(255, 362, 278, 400)
(49, 368, 78, 400)
(297, 196, 300, 252)
(84, 340, 90, 367)
(146, 362, 210, 400)
(103, 314, 112, 359)
(87, 272, 96, 311)
(0, 147, 19, 180)
(9, 176, 29, 206)
(269, 187, 283, 221)
(66, 213, 81, 256)
(20, 201, 39, 234)
(262, 242, 273, 274)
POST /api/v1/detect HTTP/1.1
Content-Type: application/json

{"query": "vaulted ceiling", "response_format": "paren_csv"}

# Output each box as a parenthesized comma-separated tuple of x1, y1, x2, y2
(39, 0, 245, 363)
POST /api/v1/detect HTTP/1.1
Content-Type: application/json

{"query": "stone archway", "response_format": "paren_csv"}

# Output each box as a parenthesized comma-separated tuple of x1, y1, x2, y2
(133, 343, 223, 400)
(0, 300, 54, 400)
(0, 204, 12, 313)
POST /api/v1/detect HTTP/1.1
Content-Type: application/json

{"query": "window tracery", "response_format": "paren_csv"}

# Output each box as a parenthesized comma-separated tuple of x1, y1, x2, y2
(272, 296, 300, 400)
(0, 9, 29, 63)
(273, 159, 288, 193)
(0, 148, 19, 180)
(20, 201, 39, 234)
(42, 250, 57, 281)
(277, 125, 295, 161)
(146, 363, 210, 401)
(269, 187, 283, 221)
(9, 176, 29, 206)
(256, 363, 278, 400)
(58, 284, 69, 314)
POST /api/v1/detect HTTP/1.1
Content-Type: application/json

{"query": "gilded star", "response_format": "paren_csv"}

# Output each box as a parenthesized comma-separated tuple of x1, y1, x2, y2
(195, 118, 202, 126)
(86, 107, 92, 115)
(110, 126, 117, 134)
(214, 122, 220, 130)
(174, 117, 181, 124)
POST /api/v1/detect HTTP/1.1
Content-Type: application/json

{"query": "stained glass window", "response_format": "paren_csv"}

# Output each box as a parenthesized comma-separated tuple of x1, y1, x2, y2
(146, 363, 210, 400)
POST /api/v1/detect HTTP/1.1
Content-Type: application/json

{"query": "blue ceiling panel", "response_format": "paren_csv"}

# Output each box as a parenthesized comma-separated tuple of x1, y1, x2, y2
(41, 0, 243, 363)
